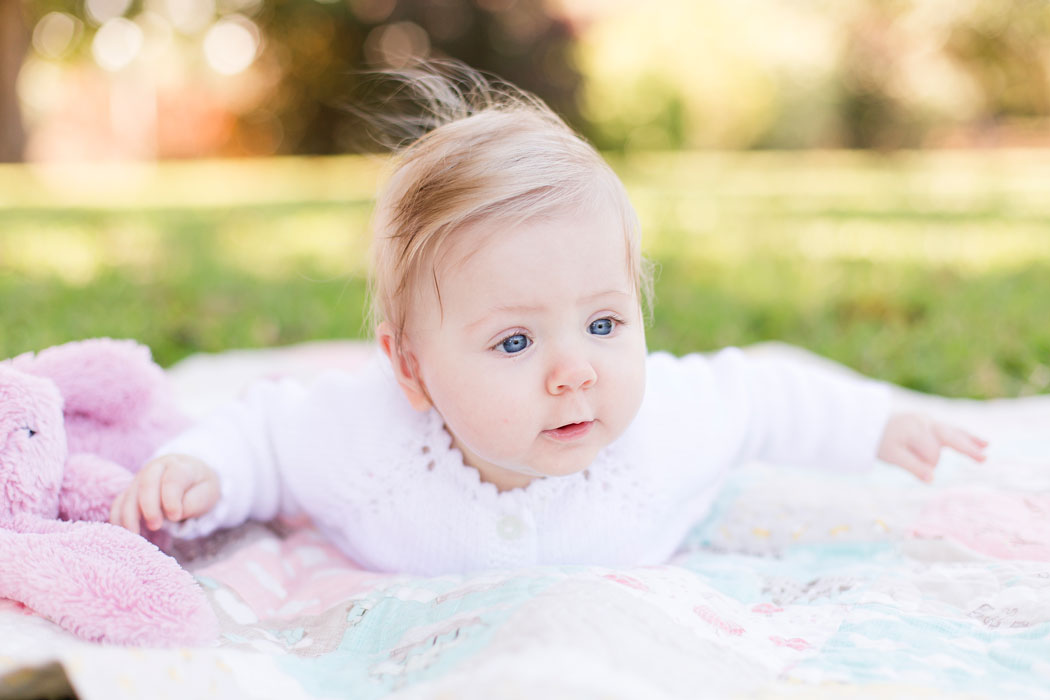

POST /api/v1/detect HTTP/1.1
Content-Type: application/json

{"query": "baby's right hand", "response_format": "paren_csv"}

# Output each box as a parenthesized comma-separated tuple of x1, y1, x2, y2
(109, 454, 220, 535)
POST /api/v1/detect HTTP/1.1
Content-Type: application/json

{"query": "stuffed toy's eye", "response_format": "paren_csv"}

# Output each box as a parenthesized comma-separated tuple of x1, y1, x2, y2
(23, 426, 37, 438)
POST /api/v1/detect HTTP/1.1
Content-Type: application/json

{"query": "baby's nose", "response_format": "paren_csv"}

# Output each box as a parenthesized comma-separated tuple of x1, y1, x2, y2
(546, 355, 596, 395)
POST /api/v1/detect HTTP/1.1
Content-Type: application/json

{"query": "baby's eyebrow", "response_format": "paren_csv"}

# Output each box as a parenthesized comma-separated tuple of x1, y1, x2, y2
(464, 303, 544, 331)
(488, 303, 545, 314)
(465, 290, 633, 331)
(581, 289, 634, 303)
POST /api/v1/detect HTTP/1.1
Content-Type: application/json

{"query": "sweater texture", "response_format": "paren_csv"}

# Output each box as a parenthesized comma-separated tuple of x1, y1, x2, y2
(162, 348, 891, 575)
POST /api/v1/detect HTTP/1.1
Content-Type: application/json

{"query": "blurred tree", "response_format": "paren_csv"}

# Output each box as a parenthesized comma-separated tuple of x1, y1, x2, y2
(833, 0, 1050, 149)
(0, 0, 28, 161)
(246, 0, 582, 154)
(944, 2, 1050, 119)
(836, 6, 921, 149)
(10, 0, 1050, 157)
(14, 0, 582, 158)
(578, 0, 1050, 151)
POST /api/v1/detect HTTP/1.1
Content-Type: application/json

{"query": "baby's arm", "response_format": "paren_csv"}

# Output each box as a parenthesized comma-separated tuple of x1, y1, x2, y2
(110, 455, 220, 535)
(877, 412, 987, 482)
(687, 349, 984, 476)
(109, 376, 306, 538)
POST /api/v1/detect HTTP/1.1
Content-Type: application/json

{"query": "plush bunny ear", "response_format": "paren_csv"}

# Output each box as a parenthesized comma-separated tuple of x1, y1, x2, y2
(11, 338, 167, 427)
(0, 516, 218, 647)
(0, 367, 67, 520)
(11, 338, 188, 474)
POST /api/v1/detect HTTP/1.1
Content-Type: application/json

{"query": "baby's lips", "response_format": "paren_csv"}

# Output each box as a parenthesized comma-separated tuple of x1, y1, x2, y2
(546, 417, 596, 431)
(542, 420, 595, 440)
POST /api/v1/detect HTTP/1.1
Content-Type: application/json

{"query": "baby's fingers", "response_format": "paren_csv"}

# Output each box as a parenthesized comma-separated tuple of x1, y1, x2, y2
(108, 489, 126, 529)
(934, 423, 988, 462)
(113, 483, 144, 535)
(159, 457, 219, 522)
(909, 428, 942, 467)
(136, 461, 167, 531)
(885, 444, 936, 483)
(181, 478, 220, 520)
(159, 467, 194, 522)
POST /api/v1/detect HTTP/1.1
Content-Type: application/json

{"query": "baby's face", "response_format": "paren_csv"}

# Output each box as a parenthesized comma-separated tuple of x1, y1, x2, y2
(404, 206, 648, 490)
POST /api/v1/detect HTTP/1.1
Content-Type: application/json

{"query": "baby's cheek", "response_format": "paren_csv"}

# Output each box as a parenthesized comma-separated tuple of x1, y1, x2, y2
(609, 356, 647, 433)
(446, 389, 518, 447)
(453, 414, 522, 466)
(477, 404, 523, 444)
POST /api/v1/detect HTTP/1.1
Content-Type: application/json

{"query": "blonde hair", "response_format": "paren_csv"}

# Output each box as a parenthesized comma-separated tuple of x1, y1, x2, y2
(366, 62, 652, 345)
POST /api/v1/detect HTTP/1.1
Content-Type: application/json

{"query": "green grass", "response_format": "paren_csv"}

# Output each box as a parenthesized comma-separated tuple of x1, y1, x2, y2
(2, 151, 1049, 398)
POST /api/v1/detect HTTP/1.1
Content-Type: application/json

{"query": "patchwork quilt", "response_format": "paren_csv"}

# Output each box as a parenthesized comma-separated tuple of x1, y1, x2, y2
(2, 342, 1048, 699)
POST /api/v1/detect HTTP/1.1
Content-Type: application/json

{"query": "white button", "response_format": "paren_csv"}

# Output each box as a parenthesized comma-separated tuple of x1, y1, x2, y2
(497, 515, 524, 540)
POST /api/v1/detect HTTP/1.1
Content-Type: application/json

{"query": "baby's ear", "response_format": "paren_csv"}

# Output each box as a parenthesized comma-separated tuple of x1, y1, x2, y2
(377, 322, 432, 412)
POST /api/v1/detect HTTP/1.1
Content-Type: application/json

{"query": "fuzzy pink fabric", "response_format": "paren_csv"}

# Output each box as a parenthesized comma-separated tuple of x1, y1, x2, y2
(913, 487, 1050, 561)
(0, 342, 217, 646)
(0, 369, 66, 520)
(0, 515, 217, 646)
(10, 338, 189, 472)
(60, 452, 143, 522)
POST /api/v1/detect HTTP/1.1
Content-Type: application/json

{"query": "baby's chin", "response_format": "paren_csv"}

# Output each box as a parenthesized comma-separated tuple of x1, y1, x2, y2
(468, 449, 599, 491)
(526, 424, 631, 478)
(451, 426, 615, 488)
(526, 446, 607, 479)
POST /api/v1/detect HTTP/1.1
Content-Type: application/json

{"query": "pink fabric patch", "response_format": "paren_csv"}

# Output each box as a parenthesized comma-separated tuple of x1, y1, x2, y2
(752, 603, 784, 615)
(693, 605, 745, 636)
(913, 488, 1050, 561)
(602, 573, 649, 591)
(770, 635, 811, 651)
(198, 528, 385, 619)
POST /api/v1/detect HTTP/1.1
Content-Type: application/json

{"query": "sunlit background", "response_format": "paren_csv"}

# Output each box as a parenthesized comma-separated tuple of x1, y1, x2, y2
(2, 0, 1049, 397)
(7, 0, 1050, 160)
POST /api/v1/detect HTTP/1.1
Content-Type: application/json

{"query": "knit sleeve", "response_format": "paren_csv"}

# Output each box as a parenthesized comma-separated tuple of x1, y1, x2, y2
(735, 350, 889, 471)
(158, 378, 307, 539)
(652, 348, 892, 474)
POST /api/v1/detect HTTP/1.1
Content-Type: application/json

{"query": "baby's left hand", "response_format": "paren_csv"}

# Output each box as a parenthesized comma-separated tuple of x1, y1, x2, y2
(877, 412, 988, 482)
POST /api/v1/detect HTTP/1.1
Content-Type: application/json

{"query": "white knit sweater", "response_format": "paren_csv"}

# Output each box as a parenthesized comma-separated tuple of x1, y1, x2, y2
(162, 348, 891, 575)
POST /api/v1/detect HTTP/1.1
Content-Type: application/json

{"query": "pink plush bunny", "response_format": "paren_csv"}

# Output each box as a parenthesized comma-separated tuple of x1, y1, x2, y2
(0, 339, 217, 646)
(10, 338, 191, 476)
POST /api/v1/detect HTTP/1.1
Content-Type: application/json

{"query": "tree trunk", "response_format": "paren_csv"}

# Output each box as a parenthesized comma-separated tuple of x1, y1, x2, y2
(0, 0, 28, 162)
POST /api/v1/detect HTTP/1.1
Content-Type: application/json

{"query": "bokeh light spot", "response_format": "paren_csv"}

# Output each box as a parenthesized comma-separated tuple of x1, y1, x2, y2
(363, 22, 430, 69)
(31, 12, 81, 60)
(92, 17, 144, 71)
(203, 16, 260, 75)
(85, 0, 132, 25)
(135, 11, 176, 63)
(349, 0, 396, 25)
(423, 0, 473, 42)
(155, 0, 216, 35)
(217, 0, 263, 14)
(476, 0, 517, 12)
(16, 58, 65, 114)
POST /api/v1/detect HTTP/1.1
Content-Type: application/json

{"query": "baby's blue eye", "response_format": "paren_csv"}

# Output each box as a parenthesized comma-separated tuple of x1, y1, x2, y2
(499, 334, 530, 354)
(589, 318, 615, 336)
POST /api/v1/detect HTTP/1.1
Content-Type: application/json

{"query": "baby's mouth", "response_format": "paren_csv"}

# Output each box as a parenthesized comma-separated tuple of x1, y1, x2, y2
(542, 421, 594, 441)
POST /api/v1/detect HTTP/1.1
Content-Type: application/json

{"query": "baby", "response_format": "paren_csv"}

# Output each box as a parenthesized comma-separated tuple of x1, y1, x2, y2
(111, 66, 987, 575)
